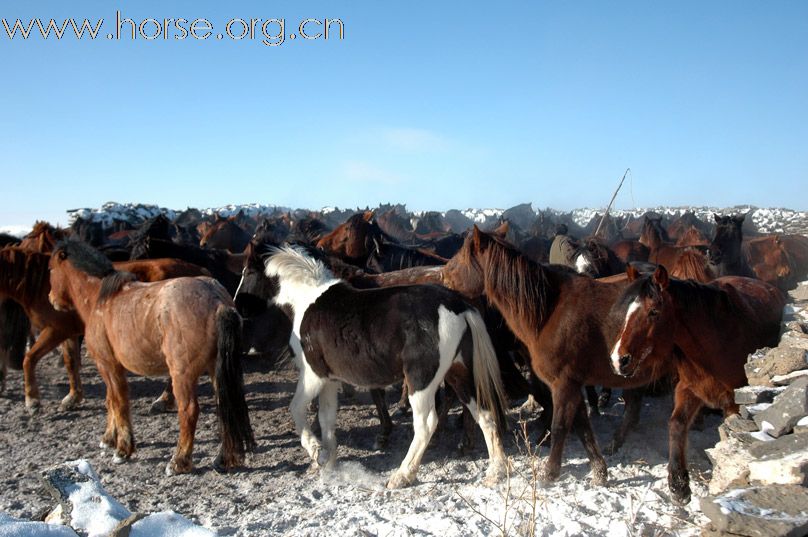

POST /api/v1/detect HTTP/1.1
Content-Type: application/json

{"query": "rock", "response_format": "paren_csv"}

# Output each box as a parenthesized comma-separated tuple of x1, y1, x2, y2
(789, 282, 808, 302)
(746, 348, 808, 386)
(772, 369, 808, 386)
(740, 402, 771, 420)
(753, 377, 808, 437)
(734, 386, 786, 405)
(747, 433, 808, 487)
(796, 416, 808, 434)
(700, 485, 808, 537)
(705, 437, 753, 495)
(718, 414, 759, 442)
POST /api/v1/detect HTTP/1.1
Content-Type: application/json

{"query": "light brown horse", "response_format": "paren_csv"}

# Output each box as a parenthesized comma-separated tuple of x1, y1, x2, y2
(610, 265, 784, 502)
(441, 227, 673, 487)
(0, 244, 212, 413)
(674, 226, 710, 248)
(48, 240, 254, 474)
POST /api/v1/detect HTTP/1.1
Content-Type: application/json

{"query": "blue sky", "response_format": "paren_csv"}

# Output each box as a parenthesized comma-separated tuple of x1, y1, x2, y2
(1, 1, 806, 227)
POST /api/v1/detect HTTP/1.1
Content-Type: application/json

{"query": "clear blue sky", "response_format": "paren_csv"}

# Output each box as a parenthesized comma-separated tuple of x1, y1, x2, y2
(1, 1, 806, 227)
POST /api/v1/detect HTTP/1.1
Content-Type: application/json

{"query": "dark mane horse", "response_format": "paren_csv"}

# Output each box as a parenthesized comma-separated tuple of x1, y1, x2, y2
(442, 227, 673, 489)
(199, 215, 251, 253)
(610, 265, 784, 502)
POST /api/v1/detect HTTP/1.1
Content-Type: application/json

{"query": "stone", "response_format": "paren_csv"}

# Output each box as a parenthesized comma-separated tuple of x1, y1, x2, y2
(796, 415, 808, 434)
(748, 432, 808, 486)
(753, 377, 808, 437)
(772, 369, 808, 386)
(749, 347, 808, 386)
(718, 414, 759, 442)
(789, 282, 808, 302)
(740, 402, 771, 420)
(700, 485, 808, 537)
(734, 385, 786, 405)
(705, 437, 753, 495)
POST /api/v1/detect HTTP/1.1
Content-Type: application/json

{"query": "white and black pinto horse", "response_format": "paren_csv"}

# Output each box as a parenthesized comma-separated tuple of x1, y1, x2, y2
(264, 246, 508, 488)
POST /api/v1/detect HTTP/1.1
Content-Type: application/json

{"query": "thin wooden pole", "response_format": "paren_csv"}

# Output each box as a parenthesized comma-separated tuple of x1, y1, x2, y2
(594, 168, 631, 237)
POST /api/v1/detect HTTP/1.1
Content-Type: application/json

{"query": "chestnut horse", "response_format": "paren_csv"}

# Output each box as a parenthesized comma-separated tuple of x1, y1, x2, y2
(0, 246, 213, 413)
(265, 246, 508, 488)
(48, 240, 254, 474)
(441, 227, 672, 487)
(199, 215, 251, 253)
(609, 265, 784, 502)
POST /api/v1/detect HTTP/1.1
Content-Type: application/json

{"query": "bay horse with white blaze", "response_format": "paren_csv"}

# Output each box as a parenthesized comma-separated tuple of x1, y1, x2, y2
(610, 265, 784, 503)
(441, 227, 672, 487)
(48, 240, 254, 474)
(265, 246, 508, 488)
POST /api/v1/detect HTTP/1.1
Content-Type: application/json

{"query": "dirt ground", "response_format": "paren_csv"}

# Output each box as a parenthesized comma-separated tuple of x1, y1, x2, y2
(0, 348, 715, 536)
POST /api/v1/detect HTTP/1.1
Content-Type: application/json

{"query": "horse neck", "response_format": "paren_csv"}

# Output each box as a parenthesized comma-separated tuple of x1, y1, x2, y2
(61, 264, 103, 321)
(0, 250, 49, 306)
(667, 280, 728, 361)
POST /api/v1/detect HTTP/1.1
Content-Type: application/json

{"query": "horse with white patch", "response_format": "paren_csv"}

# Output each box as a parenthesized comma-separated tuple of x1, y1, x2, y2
(265, 246, 508, 489)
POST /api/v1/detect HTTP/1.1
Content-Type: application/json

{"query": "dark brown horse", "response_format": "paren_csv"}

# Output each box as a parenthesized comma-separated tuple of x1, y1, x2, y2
(441, 227, 672, 487)
(48, 240, 254, 474)
(199, 215, 251, 253)
(610, 265, 784, 502)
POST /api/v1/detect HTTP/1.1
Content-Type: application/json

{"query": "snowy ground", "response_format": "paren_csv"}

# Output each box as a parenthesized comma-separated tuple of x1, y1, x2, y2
(0, 350, 714, 536)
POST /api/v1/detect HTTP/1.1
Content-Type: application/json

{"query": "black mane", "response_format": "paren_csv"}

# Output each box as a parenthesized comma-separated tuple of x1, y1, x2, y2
(55, 239, 115, 278)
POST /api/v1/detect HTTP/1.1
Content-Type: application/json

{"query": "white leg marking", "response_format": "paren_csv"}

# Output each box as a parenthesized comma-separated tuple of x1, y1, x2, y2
(575, 254, 591, 274)
(610, 298, 641, 371)
(317, 381, 340, 468)
(290, 351, 326, 463)
(466, 397, 507, 485)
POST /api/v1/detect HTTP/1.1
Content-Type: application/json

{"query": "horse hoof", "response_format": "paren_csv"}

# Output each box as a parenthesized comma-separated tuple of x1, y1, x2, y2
(149, 399, 172, 414)
(112, 452, 128, 464)
(538, 463, 560, 484)
(373, 435, 389, 451)
(25, 399, 41, 415)
(519, 396, 542, 415)
(483, 465, 506, 487)
(59, 394, 82, 412)
(591, 468, 608, 487)
(165, 458, 193, 476)
(316, 449, 331, 467)
(386, 472, 413, 489)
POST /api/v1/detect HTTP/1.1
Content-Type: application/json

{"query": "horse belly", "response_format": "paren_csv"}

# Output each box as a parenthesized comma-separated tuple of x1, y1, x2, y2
(304, 330, 404, 388)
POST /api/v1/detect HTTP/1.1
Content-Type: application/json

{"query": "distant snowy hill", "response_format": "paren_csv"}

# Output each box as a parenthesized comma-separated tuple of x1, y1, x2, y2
(60, 201, 808, 236)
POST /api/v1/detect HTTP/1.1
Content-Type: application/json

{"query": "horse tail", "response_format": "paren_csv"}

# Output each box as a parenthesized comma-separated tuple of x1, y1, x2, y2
(214, 307, 255, 472)
(0, 299, 30, 370)
(464, 309, 508, 433)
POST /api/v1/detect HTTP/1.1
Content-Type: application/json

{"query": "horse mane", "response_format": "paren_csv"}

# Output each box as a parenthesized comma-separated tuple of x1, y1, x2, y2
(479, 233, 558, 330)
(55, 240, 136, 304)
(265, 245, 338, 288)
(0, 247, 50, 305)
(632, 273, 732, 317)
(670, 249, 714, 283)
(0, 234, 20, 247)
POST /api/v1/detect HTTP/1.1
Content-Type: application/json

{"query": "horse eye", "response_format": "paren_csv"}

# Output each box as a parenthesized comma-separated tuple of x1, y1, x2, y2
(648, 308, 659, 318)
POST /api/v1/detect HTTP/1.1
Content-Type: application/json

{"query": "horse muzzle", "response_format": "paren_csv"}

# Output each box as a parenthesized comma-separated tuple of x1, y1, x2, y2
(613, 354, 634, 377)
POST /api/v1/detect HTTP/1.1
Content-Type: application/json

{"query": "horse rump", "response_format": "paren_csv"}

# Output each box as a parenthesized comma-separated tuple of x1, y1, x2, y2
(213, 307, 255, 472)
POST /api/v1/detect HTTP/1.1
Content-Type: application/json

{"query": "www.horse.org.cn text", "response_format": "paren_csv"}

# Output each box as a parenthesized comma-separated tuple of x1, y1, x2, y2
(1, 11, 345, 47)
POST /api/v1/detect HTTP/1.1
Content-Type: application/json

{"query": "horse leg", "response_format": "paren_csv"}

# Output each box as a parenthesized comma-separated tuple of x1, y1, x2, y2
(571, 401, 608, 486)
(466, 396, 508, 486)
(290, 359, 326, 466)
(150, 378, 177, 414)
(107, 363, 135, 462)
(316, 381, 340, 469)
(387, 384, 440, 489)
(598, 387, 613, 410)
(370, 388, 392, 450)
(96, 364, 118, 449)
(585, 386, 600, 417)
(604, 388, 644, 455)
(58, 338, 83, 411)
(22, 327, 64, 412)
(541, 379, 582, 483)
(396, 383, 411, 416)
(668, 383, 703, 504)
(166, 375, 199, 476)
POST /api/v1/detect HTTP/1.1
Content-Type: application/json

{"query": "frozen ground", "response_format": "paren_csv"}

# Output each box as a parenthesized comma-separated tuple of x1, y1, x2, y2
(0, 351, 715, 536)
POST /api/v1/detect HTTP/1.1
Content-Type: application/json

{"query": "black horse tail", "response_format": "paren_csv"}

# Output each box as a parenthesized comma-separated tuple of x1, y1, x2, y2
(214, 307, 255, 472)
(0, 299, 30, 371)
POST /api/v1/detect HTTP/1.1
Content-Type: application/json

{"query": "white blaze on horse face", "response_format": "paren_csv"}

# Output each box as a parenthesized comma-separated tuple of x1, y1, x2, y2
(610, 298, 641, 371)
(575, 253, 591, 274)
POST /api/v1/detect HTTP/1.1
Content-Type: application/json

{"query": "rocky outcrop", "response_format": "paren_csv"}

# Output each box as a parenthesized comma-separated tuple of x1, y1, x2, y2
(703, 284, 808, 535)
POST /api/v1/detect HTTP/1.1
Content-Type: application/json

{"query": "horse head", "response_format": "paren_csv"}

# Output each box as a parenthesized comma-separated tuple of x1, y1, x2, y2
(708, 214, 745, 266)
(609, 265, 676, 378)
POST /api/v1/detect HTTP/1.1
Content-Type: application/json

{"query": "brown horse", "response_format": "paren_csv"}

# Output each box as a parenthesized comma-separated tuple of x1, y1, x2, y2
(610, 265, 784, 502)
(669, 249, 715, 283)
(199, 215, 251, 252)
(0, 246, 211, 413)
(640, 217, 692, 268)
(48, 240, 254, 474)
(674, 226, 710, 248)
(441, 227, 673, 487)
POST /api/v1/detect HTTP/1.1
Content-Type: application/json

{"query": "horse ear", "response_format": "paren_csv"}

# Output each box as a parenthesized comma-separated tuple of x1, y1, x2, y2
(494, 221, 509, 238)
(472, 225, 482, 249)
(713, 213, 721, 223)
(733, 214, 746, 224)
(626, 264, 640, 281)
(363, 210, 375, 223)
(653, 265, 669, 291)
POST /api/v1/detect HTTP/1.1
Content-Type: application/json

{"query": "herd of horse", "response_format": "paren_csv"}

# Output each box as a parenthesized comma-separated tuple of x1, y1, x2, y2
(0, 207, 806, 505)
